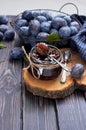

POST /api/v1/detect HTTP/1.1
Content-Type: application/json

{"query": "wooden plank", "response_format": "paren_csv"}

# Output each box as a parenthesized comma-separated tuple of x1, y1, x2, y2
(22, 85, 59, 130)
(55, 90, 86, 130)
(0, 16, 22, 130)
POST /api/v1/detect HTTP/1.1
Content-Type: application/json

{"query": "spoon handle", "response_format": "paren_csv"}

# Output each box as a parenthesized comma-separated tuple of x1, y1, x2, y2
(60, 63, 67, 83)
(48, 55, 71, 72)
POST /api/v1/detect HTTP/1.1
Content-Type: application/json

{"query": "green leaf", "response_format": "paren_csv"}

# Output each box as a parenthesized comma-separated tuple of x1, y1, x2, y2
(46, 33, 61, 44)
(0, 42, 6, 49)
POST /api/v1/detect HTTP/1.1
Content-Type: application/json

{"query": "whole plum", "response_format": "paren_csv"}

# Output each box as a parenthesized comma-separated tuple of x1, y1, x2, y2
(59, 26, 71, 39)
(29, 19, 40, 36)
(20, 26, 30, 36)
(36, 32, 49, 42)
(40, 11, 53, 20)
(70, 26, 78, 36)
(32, 11, 40, 18)
(22, 10, 33, 21)
(0, 24, 9, 33)
(4, 29, 15, 41)
(71, 64, 84, 78)
(40, 21, 51, 33)
(50, 28, 58, 34)
(0, 16, 8, 24)
(35, 16, 47, 23)
(9, 47, 24, 60)
(52, 17, 67, 29)
(64, 15, 71, 25)
(17, 19, 28, 27)
(0, 32, 3, 41)
(70, 21, 80, 30)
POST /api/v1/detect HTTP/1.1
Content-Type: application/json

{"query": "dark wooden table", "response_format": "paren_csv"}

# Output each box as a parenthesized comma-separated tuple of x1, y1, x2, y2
(0, 16, 86, 130)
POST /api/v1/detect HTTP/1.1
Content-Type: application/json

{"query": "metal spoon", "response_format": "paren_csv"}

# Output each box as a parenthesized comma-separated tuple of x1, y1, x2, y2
(60, 50, 72, 83)
(48, 54, 71, 72)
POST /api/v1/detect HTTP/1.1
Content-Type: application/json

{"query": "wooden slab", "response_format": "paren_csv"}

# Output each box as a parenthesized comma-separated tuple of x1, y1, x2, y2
(0, 16, 22, 130)
(22, 49, 86, 98)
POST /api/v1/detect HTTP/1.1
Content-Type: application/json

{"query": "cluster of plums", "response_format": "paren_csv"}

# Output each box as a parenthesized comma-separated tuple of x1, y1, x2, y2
(9, 10, 81, 60)
(11, 10, 80, 49)
(9, 10, 84, 79)
(0, 16, 15, 41)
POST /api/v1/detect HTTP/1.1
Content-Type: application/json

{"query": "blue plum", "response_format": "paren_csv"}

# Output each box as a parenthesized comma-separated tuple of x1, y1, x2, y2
(40, 11, 53, 20)
(32, 11, 40, 18)
(19, 26, 30, 36)
(40, 21, 51, 33)
(59, 26, 71, 39)
(36, 32, 49, 42)
(17, 19, 28, 27)
(71, 64, 84, 78)
(52, 17, 67, 29)
(70, 21, 80, 30)
(29, 19, 40, 36)
(4, 29, 15, 41)
(22, 10, 33, 21)
(9, 47, 24, 60)
(50, 28, 58, 34)
(0, 16, 8, 24)
(70, 26, 78, 36)
(35, 15, 47, 23)
(64, 15, 71, 25)
(0, 24, 8, 33)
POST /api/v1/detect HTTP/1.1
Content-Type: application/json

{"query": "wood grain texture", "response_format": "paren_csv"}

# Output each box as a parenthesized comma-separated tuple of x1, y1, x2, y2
(55, 91, 86, 130)
(0, 16, 22, 130)
(22, 88, 58, 130)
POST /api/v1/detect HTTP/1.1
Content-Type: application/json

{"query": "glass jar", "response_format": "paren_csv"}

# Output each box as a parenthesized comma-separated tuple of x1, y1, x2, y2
(28, 45, 63, 80)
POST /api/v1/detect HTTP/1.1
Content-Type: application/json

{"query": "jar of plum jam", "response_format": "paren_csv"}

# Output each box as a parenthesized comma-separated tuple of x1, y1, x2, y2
(28, 43, 63, 80)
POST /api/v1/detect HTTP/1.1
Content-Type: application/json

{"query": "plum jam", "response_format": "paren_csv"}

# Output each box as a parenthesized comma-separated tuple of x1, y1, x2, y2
(28, 43, 62, 80)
